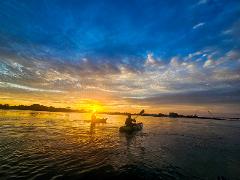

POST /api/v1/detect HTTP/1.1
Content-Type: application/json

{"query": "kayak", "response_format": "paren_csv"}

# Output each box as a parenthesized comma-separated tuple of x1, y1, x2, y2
(92, 118, 107, 123)
(119, 123, 143, 133)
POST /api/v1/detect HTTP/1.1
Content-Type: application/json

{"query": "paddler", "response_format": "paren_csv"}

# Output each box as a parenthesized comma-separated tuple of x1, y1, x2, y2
(91, 112, 97, 122)
(125, 114, 136, 127)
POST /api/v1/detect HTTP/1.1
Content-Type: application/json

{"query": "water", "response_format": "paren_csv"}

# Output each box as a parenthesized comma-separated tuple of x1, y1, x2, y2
(0, 110, 239, 180)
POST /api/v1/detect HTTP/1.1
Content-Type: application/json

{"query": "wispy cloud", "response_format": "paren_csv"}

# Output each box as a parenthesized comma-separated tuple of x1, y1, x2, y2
(193, 22, 205, 29)
(197, 0, 208, 5)
(0, 82, 63, 93)
(1, 49, 240, 97)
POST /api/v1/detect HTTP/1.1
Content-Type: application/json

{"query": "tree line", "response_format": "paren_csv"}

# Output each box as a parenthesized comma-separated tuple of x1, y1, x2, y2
(0, 104, 87, 113)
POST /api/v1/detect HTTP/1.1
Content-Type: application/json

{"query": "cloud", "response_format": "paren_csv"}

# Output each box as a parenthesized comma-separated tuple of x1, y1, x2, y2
(203, 59, 215, 68)
(126, 88, 240, 105)
(1, 44, 240, 114)
(144, 53, 163, 67)
(193, 22, 205, 29)
(197, 0, 208, 5)
(145, 53, 156, 65)
(0, 81, 63, 93)
(223, 20, 240, 38)
(226, 50, 240, 61)
(170, 57, 180, 67)
(203, 49, 240, 68)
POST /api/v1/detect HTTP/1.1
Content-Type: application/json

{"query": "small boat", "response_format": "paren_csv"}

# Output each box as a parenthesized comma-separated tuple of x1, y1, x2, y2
(119, 123, 143, 133)
(92, 118, 107, 123)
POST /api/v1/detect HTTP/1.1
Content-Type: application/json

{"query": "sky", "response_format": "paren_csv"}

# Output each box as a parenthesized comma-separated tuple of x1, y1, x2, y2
(0, 0, 240, 115)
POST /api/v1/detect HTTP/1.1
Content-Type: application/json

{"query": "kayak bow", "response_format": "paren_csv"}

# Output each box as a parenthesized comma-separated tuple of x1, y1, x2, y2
(119, 123, 143, 133)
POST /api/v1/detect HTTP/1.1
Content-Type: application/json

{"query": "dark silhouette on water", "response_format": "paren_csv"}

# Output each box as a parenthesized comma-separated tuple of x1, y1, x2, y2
(91, 112, 97, 121)
(90, 112, 107, 123)
(125, 114, 136, 126)
(125, 110, 144, 127)
(120, 110, 144, 133)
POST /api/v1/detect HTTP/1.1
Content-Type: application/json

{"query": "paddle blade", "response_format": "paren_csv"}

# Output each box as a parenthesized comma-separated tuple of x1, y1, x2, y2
(139, 109, 145, 115)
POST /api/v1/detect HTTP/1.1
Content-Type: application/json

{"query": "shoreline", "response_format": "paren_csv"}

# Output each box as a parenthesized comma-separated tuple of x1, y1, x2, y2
(0, 107, 239, 121)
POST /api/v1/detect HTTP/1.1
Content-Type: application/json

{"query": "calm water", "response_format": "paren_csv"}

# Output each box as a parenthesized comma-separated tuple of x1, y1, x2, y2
(0, 110, 240, 180)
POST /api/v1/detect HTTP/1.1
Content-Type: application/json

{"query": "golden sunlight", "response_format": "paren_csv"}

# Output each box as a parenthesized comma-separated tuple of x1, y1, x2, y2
(75, 99, 106, 112)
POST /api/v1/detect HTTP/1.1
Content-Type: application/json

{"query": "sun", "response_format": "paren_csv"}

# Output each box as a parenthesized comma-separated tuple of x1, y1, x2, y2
(89, 103, 104, 112)
(75, 99, 105, 112)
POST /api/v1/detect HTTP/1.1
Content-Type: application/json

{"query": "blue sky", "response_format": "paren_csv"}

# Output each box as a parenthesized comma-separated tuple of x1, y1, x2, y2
(0, 0, 240, 114)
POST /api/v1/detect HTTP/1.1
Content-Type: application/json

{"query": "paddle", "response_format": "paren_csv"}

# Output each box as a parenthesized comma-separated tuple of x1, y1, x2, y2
(134, 109, 145, 120)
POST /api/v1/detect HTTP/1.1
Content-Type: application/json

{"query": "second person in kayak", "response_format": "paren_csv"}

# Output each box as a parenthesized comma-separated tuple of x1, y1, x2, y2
(91, 113, 97, 122)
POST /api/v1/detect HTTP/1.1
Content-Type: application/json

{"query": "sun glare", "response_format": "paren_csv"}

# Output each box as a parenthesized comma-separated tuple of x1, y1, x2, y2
(89, 103, 104, 112)
(75, 99, 105, 112)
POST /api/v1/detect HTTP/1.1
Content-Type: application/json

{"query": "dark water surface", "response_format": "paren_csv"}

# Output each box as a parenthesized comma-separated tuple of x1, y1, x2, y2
(0, 110, 240, 179)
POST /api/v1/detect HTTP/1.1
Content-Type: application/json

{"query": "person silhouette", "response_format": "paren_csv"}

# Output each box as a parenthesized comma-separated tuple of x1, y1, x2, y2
(125, 114, 136, 127)
(91, 113, 96, 122)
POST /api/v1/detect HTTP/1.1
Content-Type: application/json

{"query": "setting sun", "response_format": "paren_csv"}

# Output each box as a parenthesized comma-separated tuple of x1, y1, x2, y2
(88, 103, 104, 112)
(75, 99, 105, 112)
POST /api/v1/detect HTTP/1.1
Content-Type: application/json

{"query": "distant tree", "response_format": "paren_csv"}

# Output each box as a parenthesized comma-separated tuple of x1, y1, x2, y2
(169, 112, 179, 118)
